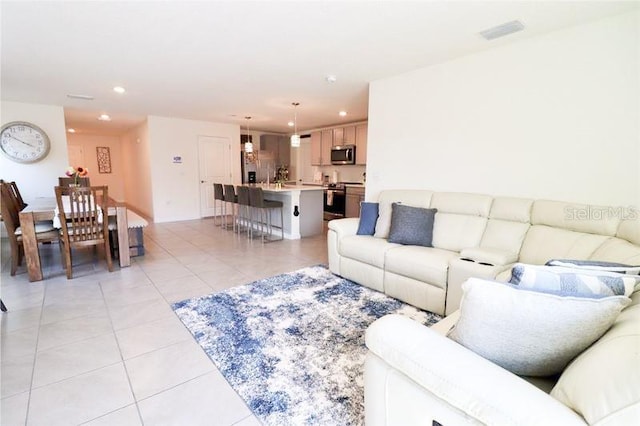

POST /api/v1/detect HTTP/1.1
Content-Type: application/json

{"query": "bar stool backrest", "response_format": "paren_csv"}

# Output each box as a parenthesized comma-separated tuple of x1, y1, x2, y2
(223, 184, 236, 202)
(237, 186, 250, 206)
(249, 187, 265, 208)
(213, 183, 224, 201)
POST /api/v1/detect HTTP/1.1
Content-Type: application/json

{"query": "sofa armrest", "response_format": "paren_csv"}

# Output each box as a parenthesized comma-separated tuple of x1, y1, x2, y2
(365, 315, 586, 426)
(459, 247, 518, 266)
(327, 218, 360, 276)
(328, 217, 360, 238)
(446, 258, 514, 315)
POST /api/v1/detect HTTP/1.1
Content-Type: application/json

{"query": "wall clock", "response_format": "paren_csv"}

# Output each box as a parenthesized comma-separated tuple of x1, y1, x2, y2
(0, 121, 51, 163)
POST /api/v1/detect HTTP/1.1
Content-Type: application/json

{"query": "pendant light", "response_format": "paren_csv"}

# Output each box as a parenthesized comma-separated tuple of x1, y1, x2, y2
(244, 116, 253, 153)
(290, 102, 300, 147)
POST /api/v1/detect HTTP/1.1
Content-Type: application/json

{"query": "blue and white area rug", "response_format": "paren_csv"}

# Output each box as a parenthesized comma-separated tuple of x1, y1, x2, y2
(172, 265, 441, 425)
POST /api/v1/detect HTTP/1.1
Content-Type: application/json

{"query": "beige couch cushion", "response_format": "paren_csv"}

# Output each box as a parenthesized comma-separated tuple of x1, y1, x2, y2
(590, 237, 640, 265)
(519, 225, 610, 265)
(532, 200, 620, 236)
(374, 190, 433, 239)
(489, 197, 533, 222)
(385, 246, 459, 289)
(430, 192, 492, 217)
(479, 220, 530, 255)
(340, 235, 400, 269)
(550, 290, 640, 425)
(432, 214, 488, 253)
(617, 217, 640, 245)
(429, 192, 492, 252)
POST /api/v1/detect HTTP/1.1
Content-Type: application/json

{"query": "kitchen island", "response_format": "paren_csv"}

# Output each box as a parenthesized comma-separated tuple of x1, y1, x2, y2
(260, 184, 324, 239)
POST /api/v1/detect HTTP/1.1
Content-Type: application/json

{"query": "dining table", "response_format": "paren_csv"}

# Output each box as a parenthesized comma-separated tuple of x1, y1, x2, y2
(18, 196, 131, 282)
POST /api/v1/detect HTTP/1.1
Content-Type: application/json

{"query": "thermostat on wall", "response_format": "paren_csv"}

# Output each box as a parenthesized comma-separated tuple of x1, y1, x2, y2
(172, 156, 182, 164)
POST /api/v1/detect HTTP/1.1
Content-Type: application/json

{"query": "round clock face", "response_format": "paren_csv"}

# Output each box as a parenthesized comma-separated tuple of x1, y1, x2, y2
(0, 121, 51, 164)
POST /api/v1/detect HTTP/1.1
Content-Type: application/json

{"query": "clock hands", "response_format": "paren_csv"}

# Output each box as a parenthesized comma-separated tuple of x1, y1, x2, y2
(7, 134, 36, 148)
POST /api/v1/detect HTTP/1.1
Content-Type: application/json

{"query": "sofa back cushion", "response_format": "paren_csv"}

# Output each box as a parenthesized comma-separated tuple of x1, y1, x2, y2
(478, 197, 533, 255)
(374, 190, 433, 239)
(430, 192, 492, 252)
(532, 199, 620, 236)
(519, 226, 610, 265)
(616, 216, 640, 245)
(550, 287, 640, 424)
(590, 237, 640, 265)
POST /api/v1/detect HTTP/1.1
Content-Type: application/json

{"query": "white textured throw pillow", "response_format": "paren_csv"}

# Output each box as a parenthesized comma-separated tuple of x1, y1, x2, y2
(448, 278, 631, 377)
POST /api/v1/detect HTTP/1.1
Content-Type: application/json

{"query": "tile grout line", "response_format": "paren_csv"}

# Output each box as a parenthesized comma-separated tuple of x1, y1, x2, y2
(23, 275, 49, 426)
(96, 277, 146, 426)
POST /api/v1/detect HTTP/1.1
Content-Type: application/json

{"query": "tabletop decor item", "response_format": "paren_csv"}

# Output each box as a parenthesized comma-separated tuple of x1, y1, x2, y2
(65, 165, 89, 185)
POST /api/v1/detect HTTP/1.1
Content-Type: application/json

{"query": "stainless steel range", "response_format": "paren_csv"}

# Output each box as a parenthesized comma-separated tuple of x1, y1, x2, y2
(323, 183, 346, 221)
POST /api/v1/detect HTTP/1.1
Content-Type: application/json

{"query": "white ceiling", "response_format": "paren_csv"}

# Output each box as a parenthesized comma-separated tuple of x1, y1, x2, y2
(1, 1, 637, 135)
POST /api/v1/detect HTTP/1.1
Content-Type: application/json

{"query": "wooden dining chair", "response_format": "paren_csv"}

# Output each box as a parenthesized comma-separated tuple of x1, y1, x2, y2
(58, 176, 91, 187)
(0, 182, 58, 276)
(55, 185, 113, 279)
(0, 180, 27, 210)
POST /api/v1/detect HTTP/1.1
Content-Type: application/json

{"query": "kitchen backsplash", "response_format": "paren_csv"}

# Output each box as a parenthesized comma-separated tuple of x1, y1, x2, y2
(314, 165, 366, 183)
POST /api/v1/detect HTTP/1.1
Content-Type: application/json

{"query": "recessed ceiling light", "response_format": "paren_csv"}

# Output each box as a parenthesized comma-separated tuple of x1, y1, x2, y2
(288, 121, 295, 127)
(326, 75, 337, 83)
(113, 86, 126, 94)
(67, 128, 76, 133)
(67, 94, 94, 100)
(339, 111, 347, 117)
(98, 114, 111, 121)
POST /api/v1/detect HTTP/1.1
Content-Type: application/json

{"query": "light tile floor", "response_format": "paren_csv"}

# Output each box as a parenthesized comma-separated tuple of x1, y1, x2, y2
(1, 218, 328, 425)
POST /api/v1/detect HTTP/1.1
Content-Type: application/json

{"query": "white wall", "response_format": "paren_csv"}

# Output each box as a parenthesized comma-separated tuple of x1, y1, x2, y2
(121, 121, 154, 218)
(67, 133, 125, 201)
(367, 11, 639, 207)
(147, 115, 240, 223)
(0, 101, 68, 198)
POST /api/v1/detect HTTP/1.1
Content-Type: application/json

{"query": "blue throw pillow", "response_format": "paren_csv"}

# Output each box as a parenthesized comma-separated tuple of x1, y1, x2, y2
(387, 203, 437, 247)
(356, 202, 379, 235)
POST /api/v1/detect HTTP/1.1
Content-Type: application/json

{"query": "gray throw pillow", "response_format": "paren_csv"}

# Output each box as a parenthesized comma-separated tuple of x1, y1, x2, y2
(387, 203, 437, 247)
(448, 278, 631, 377)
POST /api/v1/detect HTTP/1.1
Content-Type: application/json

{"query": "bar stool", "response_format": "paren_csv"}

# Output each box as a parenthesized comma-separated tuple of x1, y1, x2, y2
(213, 183, 225, 226)
(223, 184, 238, 231)
(248, 187, 284, 242)
(236, 186, 252, 237)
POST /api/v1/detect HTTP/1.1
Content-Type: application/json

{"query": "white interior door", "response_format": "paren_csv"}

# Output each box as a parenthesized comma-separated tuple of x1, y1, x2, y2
(198, 136, 231, 217)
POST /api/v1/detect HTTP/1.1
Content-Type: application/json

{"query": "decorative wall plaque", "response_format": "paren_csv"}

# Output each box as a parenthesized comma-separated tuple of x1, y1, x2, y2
(96, 146, 112, 173)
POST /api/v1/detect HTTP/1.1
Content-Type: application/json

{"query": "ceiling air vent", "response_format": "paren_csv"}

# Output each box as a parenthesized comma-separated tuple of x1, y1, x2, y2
(479, 20, 525, 41)
(66, 94, 94, 100)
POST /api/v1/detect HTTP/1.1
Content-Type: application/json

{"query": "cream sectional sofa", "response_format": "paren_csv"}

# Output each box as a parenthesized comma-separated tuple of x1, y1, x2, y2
(328, 190, 640, 315)
(327, 189, 640, 425)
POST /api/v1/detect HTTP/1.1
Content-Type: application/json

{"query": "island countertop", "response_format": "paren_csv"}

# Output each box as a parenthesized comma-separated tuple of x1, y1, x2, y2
(259, 184, 324, 193)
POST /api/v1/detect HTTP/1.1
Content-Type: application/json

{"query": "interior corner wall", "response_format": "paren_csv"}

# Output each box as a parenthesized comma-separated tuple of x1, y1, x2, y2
(366, 11, 640, 208)
(121, 121, 153, 219)
(147, 115, 241, 223)
(0, 101, 68, 198)
(66, 133, 125, 201)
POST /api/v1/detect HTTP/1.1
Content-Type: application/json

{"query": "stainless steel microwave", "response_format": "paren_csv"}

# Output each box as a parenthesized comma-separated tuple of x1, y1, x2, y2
(331, 145, 356, 165)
